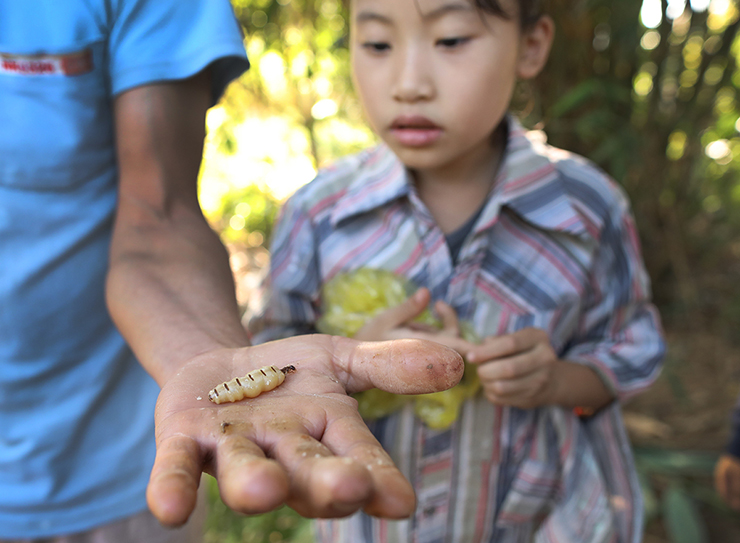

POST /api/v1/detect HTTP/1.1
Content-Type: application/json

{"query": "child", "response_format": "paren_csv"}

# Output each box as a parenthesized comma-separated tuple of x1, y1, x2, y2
(250, 0, 665, 541)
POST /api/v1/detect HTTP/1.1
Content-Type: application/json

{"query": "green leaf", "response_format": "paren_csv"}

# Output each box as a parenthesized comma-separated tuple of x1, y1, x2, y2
(639, 472, 659, 523)
(662, 483, 709, 543)
(549, 79, 600, 118)
(634, 448, 719, 476)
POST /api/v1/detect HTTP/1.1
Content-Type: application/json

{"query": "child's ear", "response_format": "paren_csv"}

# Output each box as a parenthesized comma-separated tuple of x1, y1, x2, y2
(516, 16, 555, 80)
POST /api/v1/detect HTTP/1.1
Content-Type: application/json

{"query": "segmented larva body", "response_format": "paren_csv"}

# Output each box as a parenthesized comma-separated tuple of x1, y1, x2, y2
(208, 365, 296, 404)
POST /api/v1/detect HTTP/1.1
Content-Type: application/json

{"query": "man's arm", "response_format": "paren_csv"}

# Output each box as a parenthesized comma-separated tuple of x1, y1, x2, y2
(105, 71, 464, 525)
(107, 69, 249, 384)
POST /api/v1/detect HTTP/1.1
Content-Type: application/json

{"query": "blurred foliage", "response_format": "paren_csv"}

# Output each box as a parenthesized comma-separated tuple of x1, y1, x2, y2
(204, 476, 313, 543)
(316, 268, 439, 337)
(532, 0, 740, 335)
(211, 184, 280, 244)
(218, 0, 375, 168)
(634, 447, 730, 543)
(213, 0, 740, 338)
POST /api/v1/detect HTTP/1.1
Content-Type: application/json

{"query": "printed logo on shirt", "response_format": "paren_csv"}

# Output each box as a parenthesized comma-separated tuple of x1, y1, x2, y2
(0, 49, 93, 77)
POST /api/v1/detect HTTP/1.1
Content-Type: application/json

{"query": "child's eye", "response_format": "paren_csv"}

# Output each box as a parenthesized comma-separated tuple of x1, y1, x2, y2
(436, 37, 471, 49)
(362, 42, 391, 53)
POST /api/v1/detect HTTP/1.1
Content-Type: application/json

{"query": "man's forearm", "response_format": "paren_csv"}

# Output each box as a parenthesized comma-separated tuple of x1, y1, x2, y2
(107, 211, 250, 385)
(107, 73, 249, 385)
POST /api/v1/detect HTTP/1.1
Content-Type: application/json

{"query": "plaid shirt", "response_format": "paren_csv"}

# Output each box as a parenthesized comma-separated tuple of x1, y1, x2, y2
(250, 118, 665, 543)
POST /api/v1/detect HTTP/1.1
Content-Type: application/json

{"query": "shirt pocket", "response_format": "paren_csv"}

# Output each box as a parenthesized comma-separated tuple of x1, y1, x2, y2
(495, 456, 561, 527)
(0, 38, 115, 191)
(533, 452, 617, 543)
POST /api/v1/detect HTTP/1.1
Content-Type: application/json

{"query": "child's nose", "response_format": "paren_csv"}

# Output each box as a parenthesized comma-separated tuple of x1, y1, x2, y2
(392, 49, 434, 102)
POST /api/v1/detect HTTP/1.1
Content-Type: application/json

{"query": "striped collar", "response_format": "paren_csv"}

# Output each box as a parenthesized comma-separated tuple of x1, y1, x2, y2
(330, 116, 593, 241)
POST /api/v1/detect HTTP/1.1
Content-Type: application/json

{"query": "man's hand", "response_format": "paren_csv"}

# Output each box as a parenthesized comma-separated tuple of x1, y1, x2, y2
(147, 335, 464, 526)
(715, 454, 740, 511)
(107, 75, 464, 527)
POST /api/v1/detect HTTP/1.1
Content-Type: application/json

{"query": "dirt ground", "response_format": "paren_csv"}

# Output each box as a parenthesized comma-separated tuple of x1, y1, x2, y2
(623, 328, 740, 542)
(625, 330, 740, 451)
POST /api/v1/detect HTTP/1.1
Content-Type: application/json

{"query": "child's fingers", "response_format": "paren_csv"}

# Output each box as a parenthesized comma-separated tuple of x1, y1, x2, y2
(390, 331, 475, 356)
(354, 288, 431, 340)
(478, 365, 554, 409)
(466, 328, 547, 363)
(436, 335, 477, 354)
(406, 321, 442, 333)
(465, 338, 515, 364)
(480, 368, 546, 398)
(474, 345, 549, 381)
(433, 300, 461, 335)
(386, 287, 431, 326)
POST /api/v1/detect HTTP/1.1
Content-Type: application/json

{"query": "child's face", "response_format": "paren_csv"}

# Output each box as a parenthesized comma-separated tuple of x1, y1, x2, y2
(350, 0, 552, 177)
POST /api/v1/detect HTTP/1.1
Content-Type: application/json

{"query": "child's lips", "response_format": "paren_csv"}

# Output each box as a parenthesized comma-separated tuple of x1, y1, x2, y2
(389, 115, 443, 147)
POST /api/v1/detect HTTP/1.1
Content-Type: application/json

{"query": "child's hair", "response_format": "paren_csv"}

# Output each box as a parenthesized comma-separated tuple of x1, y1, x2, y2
(344, 0, 543, 30)
(474, 0, 543, 29)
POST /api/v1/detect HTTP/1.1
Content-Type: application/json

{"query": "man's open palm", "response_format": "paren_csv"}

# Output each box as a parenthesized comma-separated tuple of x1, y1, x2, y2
(147, 335, 463, 525)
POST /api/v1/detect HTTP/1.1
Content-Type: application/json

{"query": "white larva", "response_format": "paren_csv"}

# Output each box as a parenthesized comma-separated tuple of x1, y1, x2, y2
(208, 365, 296, 404)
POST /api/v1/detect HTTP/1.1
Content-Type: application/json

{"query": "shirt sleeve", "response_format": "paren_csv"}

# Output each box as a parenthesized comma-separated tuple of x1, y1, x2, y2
(563, 191, 666, 401)
(107, 0, 249, 101)
(248, 195, 322, 344)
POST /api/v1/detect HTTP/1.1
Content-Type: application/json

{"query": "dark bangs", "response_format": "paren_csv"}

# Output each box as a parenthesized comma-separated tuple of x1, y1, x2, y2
(474, 0, 543, 29)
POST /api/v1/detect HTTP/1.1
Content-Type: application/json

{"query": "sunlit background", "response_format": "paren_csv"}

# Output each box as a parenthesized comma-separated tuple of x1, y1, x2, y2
(200, 0, 739, 199)
(197, 0, 740, 315)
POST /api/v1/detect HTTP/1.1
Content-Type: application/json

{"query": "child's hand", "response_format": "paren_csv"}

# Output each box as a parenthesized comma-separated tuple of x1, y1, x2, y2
(353, 288, 473, 354)
(466, 328, 558, 409)
(715, 454, 740, 510)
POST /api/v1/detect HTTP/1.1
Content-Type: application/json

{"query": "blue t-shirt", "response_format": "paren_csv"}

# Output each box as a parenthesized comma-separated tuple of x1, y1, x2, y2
(0, 0, 249, 537)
